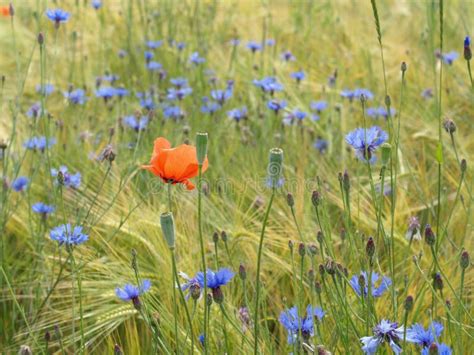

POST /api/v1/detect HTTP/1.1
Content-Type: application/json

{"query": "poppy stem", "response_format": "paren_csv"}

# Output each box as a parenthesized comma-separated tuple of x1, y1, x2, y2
(197, 165, 208, 353)
(253, 187, 275, 355)
(167, 182, 172, 212)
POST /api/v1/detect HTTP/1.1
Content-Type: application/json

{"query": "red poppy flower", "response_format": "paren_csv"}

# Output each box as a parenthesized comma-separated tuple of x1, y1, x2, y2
(1, 6, 9, 17)
(142, 137, 208, 190)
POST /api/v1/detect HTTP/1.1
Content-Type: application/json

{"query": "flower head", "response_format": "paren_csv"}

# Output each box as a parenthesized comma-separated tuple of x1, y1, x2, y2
(421, 343, 452, 355)
(64, 89, 87, 105)
(36, 84, 55, 96)
(196, 268, 234, 290)
(406, 216, 421, 241)
(247, 41, 262, 53)
(440, 51, 459, 65)
(123, 115, 148, 132)
(26, 103, 43, 119)
(146, 40, 163, 49)
(253, 77, 284, 94)
(267, 99, 287, 114)
(51, 166, 81, 189)
(11, 176, 29, 192)
(406, 321, 444, 347)
(279, 305, 325, 344)
(24, 136, 56, 152)
(290, 70, 305, 83)
(50, 224, 88, 246)
(345, 126, 388, 163)
(95, 87, 117, 101)
(313, 138, 328, 153)
(91, 0, 102, 10)
(227, 107, 247, 122)
(310, 100, 328, 113)
(46, 8, 70, 26)
(281, 50, 295, 62)
(360, 319, 404, 354)
(147, 61, 162, 71)
(350, 271, 391, 297)
(32, 202, 55, 216)
(189, 52, 205, 65)
(115, 280, 151, 301)
(141, 137, 208, 190)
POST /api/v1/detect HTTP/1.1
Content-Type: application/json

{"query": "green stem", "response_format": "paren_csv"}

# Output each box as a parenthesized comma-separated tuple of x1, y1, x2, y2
(197, 165, 208, 353)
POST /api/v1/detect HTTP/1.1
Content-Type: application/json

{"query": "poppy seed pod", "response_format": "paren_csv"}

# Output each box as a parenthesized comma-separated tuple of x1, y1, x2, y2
(268, 148, 283, 188)
(160, 212, 175, 249)
(196, 132, 208, 166)
(381, 143, 391, 166)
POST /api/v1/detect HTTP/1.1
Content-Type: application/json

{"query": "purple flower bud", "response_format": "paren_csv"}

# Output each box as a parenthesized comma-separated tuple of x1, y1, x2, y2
(425, 224, 436, 246)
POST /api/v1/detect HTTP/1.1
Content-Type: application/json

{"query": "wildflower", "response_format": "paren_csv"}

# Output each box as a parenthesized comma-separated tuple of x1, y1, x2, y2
(282, 109, 306, 125)
(341, 88, 374, 101)
(196, 268, 234, 304)
(163, 105, 183, 119)
(279, 305, 325, 345)
(406, 216, 421, 241)
(291, 70, 306, 83)
(95, 87, 116, 102)
(424, 224, 436, 246)
(101, 74, 119, 83)
(238, 307, 252, 332)
(26, 103, 43, 119)
(189, 52, 205, 65)
(421, 88, 434, 99)
(310, 100, 328, 113)
(366, 106, 396, 119)
(253, 76, 284, 94)
(46, 8, 70, 27)
(229, 38, 240, 46)
(360, 319, 404, 354)
(96, 145, 116, 163)
(421, 343, 452, 355)
(167, 87, 193, 101)
(144, 51, 154, 62)
(51, 166, 81, 189)
(32, 202, 55, 217)
(123, 115, 149, 132)
(345, 126, 388, 163)
(64, 89, 86, 105)
(246, 41, 262, 53)
(146, 40, 163, 49)
(349, 271, 391, 297)
(146, 61, 162, 71)
(464, 36, 472, 61)
(1, 5, 10, 16)
(115, 87, 129, 98)
(198, 334, 205, 347)
(267, 99, 287, 114)
(138, 94, 156, 110)
(443, 119, 456, 134)
(211, 88, 232, 105)
(440, 51, 459, 65)
(92, 0, 102, 10)
(115, 280, 151, 309)
(170, 77, 188, 88)
(405, 321, 444, 348)
(460, 250, 470, 269)
(200, 98, 220, 115)
(23, 136, 56, 152)
(281, 50, 295, 62)
(227, 107, 247, 122)
(141, 137, 208, 190)
(50, 224, 88, 246)
(36, 84, 55, 96)
(265, 39, 275, 46)
(313, 138, 328, 153)
(11, 176, 29, 192)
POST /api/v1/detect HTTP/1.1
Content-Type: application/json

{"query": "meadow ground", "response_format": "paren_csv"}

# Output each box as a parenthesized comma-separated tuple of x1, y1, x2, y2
(0, 0, 473, 354)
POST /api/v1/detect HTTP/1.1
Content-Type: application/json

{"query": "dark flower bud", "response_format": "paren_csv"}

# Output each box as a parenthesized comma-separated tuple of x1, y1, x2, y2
(443, 119, 456, 134)
(97, 144, 116, 163)
(212, 231, 219, 244)
(308, 268, 315, 282)
(311, 190, 321, 207)
(433, 272, 443, 291)
(286, 192, 294, 207)
(338, 172, 343, 184)
(44, 331, 51, 342)
(239, 263, 246, 280)
(464, 36, 472, 61)
(132, 296, 142, 310)
(288, 240, 294, 251)
(428, 343, 438, 355)
(343, 170, 350, 192)
(114, 344, 123, 355)
(221, 230, 227, 242)
(358, 274, 366, 292)
(308, 244, 318, 256)
(445, 299, 451, 309)
(206, 293, 213, 307)
(317, 231, 323, 244)
(360, 94, 366, 103)
(38, 32, 44, 45)
(318, 264, 325, 276)
(315, 281, 322, 294)
(298, 243, 306, 257)
(212, 287, 224, 304)
(366, 237, 375, 258)
(460, 250, 470, 269)
(57, 171, 65, 185)
(404, 295, 414, 312)
(401, 61, 407, 72)
(384, 95, 391, 108)
(325, 259, 336, 275)
(461, 159, 467, 173)
(424, 224, 436, 246)
(9, 3, 14, 16)
(340, 228, 346, 241)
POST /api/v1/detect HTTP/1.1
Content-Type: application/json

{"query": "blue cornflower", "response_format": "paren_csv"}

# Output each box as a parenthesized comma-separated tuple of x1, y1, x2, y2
(118, 49, 127, 58)
(146, 40, 163, 49)
(24, 136, 56, 152)
(267, 99, 287, 114)
(163, 105, 183, 119)
(196, 268, 234, 304)
(366, 106, 396, 119)
(11, 176, 29, 192)
(313, 138, 328, 153)
(26, 102, 43, 119)
(349, 271, 392, 298)
(283, 109, 307, 125)
(175, 42, 186, 51)
(32, 202, 55, 216)
(95, 87, 116, 101)
(116, 280, 151, 301)
(91, 0, 102, 9)
(123, 115, 149, 132)
(247, 41, 262, 53)
(170, 77, 188, 88)
(310, 100, 328, 113)
(115, 87, 129, 98)
(253, 77, 284, 94)
(266, 176, 285, 189)
(279, 305, 325, 345)
(405, 321, 444, 348)
(341, 88, 374, 101)
(441, 51, 459, 65)
(36, 84, 54, 96)
(345, 126, 388, 163)
(189, 52, 205, 65)
(201, 99, 221, 115)
(229, 38, 240, 46)
(167, 87, 193, 101)
(465, 36, 471, 47)
(360, 319, 404, 354)
(421, 88, 434, 99)
(50, 224, 88, 246)
(198, 334, 205, 347)
(147, 61, 162, 71)
(64, 89, 86, 105)
(421, 343, 452, 355)
(139, 96, 156, 110)
(211, 89, 232, 105)
(101, 74, 119, 83)
(51, 166, 81, 189)
(291, 70, 306, 83)
(227, 107, 247, 122)
(180, 272, 202, 301)
(265, 39, 275, 47)
(144, 51, 154, 62)
(281, 50, 295, 62)
(46, 9, 70, 26)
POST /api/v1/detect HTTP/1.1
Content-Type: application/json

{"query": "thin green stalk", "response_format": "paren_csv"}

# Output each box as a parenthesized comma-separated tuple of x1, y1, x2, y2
(170, 251, 180, 353)
(253, 187, 275, 355)
(197, 165, 208, 353)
